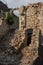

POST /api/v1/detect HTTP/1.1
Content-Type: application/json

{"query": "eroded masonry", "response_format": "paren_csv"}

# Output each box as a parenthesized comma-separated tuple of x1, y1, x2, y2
(13, 3, 42, 49)
(11, 2, 43, 63)
(0, 2, 43, 65)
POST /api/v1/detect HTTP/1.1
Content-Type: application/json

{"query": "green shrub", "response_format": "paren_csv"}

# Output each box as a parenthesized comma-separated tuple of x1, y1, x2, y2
(6, 13, 14, 25)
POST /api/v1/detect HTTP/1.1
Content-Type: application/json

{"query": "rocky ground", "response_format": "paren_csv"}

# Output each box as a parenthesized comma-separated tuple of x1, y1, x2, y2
(0, 29, 38, 65)
(0, 47, 38, 65)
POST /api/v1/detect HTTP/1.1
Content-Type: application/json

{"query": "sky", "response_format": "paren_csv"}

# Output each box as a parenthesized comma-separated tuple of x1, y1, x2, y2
(1, 0, 43, 8)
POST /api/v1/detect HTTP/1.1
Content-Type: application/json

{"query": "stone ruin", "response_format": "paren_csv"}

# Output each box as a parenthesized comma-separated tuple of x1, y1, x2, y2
(0, 2, 43, 65)
(12, 3, 41, 51)
(10, 2, 43, 64)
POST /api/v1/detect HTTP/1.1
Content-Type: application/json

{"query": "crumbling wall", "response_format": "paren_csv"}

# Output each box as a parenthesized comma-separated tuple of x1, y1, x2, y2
(18, 3, 42, 64)
(0, 2, 43, 65)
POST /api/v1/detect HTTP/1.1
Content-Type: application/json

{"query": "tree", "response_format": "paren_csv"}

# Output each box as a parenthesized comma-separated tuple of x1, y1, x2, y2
(6, 13, 14, 29)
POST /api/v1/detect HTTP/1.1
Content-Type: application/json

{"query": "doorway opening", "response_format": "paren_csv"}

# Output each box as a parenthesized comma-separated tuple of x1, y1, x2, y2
(26, 29, 33, 46)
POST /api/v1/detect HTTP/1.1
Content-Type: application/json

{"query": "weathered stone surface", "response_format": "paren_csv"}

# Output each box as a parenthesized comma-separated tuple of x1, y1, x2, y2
(0, 2, 43, 65)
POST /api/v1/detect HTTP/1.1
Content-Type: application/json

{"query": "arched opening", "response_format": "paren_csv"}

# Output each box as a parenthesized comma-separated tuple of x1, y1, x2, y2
(26, 28, 33, 46)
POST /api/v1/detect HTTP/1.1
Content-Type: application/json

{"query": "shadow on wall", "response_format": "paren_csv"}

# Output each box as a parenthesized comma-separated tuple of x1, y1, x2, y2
(33, 30, 43, 65)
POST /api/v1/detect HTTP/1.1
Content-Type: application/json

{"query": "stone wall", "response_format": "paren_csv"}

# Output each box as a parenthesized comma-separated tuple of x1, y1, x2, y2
(0, 2, 43, 65)
(10, 3, 41, 53)
(0, 11, 9, 38)
(16, 2, 43, 64)
(0, 18, 8, 38)
(0, 11, 19, 38)
(19, 3, 41, 47)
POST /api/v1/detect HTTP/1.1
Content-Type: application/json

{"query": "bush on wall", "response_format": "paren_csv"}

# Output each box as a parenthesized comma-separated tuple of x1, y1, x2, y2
(6, 13, 14, 26)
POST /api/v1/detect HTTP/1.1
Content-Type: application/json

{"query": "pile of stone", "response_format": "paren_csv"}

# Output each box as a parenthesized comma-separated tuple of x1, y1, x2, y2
(10, 29, 25, 50)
